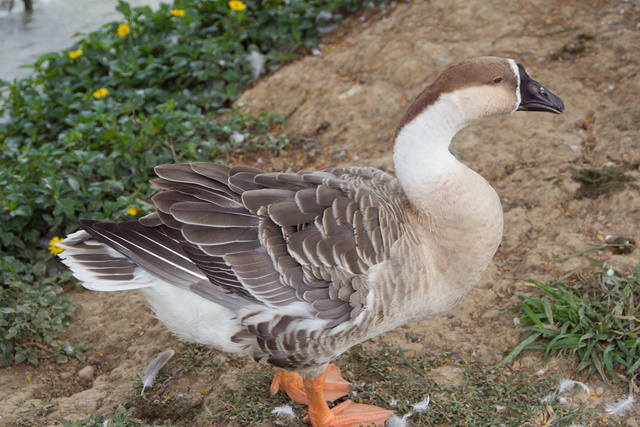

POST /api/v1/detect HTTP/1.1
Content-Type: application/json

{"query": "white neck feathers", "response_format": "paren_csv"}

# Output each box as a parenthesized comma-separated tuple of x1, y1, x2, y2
(393, 92, 468, 204)
(393, 84, 519, 206)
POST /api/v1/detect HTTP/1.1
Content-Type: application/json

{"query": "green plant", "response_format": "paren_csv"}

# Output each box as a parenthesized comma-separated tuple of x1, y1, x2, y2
(60, 405, 172, 427)
(0, 256, 79, 366)
(499, 263, 640, 382)
(203, 346, 589, 426)
(52, 340, 88, 364)
(209, 365, 299, 425)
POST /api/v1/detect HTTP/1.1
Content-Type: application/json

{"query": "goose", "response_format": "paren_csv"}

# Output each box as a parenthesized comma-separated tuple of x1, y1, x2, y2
(57, 56, 564, 427)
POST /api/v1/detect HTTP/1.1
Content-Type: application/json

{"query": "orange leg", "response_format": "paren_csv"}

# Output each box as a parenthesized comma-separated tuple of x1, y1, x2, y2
(271, 364, 351, 405)
(302, 373, 393, 427)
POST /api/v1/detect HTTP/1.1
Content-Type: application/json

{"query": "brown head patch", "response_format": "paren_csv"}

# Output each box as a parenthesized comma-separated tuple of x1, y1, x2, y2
(395, 57, 518, 136)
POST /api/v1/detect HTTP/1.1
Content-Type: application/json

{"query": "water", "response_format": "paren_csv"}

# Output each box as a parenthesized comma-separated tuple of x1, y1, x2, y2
(0, 0, 161, 81)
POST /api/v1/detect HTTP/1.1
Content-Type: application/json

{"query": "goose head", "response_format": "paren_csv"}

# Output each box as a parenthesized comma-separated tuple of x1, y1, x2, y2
(393, 56, 564, 211)
(396, 57, 564, 136)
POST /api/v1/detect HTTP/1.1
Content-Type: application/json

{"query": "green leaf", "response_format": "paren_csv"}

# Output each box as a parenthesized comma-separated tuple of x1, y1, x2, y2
(116, 0, 131, 17)
(520, 302, 544, 328)
(291, 25, 302, 42)
(55, 199, 76, 220)
(543, 299, 555, 326)
(27, 349, 39, 365)
(493, 332, 542, 369)
(135, 5, 154, 19)
(626, 353, 640, 375)
(0, 340, 14, 367)
(603, 344, 618, 382)
(67, 177, 81, 192)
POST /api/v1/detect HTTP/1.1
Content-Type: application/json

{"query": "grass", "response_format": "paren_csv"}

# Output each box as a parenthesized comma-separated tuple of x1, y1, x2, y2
(0, 0, 390, 258)
(571, 164, 638, 199)
(499, 261, 640, 383)
(338, 346, 589, 426)
(59, 345, 593, 426)
(59, 405, 172, 427)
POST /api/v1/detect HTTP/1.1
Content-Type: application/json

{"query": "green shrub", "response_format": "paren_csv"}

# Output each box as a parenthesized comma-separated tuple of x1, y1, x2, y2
(0, 256, 79, 367)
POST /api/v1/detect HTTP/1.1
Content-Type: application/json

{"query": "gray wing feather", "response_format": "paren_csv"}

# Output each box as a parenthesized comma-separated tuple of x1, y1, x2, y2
(77, 163, 408, 333)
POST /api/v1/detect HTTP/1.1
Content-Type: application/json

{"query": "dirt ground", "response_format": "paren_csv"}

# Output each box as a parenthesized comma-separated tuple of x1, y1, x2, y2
(1, 0, 639, 425)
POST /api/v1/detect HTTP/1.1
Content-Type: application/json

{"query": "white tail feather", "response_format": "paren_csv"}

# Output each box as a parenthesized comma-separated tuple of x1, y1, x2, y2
(58, 231, 156, 291)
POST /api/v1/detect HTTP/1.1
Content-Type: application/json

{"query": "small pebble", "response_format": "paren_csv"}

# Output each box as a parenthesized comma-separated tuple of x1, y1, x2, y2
(596, 386, 604, 395)
(78, 365, 95, 381)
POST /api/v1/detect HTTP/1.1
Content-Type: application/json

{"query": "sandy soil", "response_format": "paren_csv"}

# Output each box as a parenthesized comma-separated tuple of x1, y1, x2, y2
(1, 0, 639, 425)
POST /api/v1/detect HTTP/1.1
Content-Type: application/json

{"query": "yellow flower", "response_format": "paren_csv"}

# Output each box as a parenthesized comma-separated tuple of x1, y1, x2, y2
(170, 9, 185, 17)
(228, 0, 245, 11)
(127, 206, 140, 216)
(68, 50, 83, 60)
(49, 237, 64, 255)
(93, 88, 108, 98)
(117, 23, 131, 37)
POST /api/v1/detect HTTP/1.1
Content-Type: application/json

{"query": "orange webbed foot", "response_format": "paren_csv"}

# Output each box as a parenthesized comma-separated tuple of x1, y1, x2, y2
(302, 374, 392, 427)
(303, 400, 393, 427)
(270, 364, 351, 405)
(270, 369, 306, 404)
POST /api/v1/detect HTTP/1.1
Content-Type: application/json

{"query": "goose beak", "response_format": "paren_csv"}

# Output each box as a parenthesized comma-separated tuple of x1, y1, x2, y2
(517, 64, 564, 114)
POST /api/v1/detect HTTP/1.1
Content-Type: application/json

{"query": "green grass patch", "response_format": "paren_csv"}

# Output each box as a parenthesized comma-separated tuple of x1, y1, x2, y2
(500, 262, 640, 383)
(572, 164, 638, 199)
(201, 346, 589, 426)
(60, 405, 174, 427)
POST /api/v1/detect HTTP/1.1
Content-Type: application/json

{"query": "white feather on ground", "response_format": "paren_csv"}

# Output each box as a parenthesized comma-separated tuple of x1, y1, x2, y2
(605, 396, 636, 415)
(385, 396, 430, 426)
(540, 394, 555, 404)
(271, 405, 295, 419)
(557, 378, 590, 395)
(412, 396, 430, 412)
(141, 349, 175, 395)
(386, 413, 412, 427)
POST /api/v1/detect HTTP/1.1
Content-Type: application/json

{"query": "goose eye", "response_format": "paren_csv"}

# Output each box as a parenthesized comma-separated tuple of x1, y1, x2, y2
(493, 77, 503, 84)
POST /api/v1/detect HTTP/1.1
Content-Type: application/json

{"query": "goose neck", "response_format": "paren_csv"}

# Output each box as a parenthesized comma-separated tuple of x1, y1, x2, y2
(392, 103, 466, 203)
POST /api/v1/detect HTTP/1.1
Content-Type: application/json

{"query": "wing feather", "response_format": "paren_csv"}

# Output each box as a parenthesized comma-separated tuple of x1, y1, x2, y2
(74, 164, 409, 353)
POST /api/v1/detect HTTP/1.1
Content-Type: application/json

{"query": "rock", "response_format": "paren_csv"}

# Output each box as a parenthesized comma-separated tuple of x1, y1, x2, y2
(60, 372, 72, 380)
(78, 365, 95, 381)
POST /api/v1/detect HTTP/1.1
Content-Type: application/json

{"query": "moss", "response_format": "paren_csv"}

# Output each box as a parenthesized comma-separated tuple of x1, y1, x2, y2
(571, 163, 638, 198)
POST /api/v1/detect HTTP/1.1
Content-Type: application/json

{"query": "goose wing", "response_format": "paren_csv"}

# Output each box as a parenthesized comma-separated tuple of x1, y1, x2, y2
(78, 162, 409, 327)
